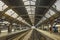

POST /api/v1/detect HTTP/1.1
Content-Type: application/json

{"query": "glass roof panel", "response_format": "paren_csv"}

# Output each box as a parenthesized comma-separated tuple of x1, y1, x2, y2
(2, 5, 8, 10)
(28, 11, 32, 14)
(5, 9, 19, 18)
(26, 8, 31, 11)
(31, 8, 35, 10)
(17, 17, 31, 26)
(23, 0, 27, 2)
(0, 1, 4, 6)
(11, 13, 18, 18)
(45, 9, 55, 18)
(17, 17, 23, 21)
(39, 9, 56, 24)
(31, 11, 35, 14)
(27, 10, 30, 12)
(42, 17, 46, 21)
(55, 0, 60, 11)
(22, 20, 26, 22)
(23, 0, 36, 2)
(32, 0, 36, 1)
(23, 0, 36, 25)
(24, 1, 30, 5)
(31, 1, 35, 5)
(45, 13, 51, 18)
(49, 10, 55, 16)
(43, 17, 46, 20)
(0, 1, 8, 11)
(3, 21, 9, 24)
(5, 9, 14, 16)
(31, 6, 36, 8)
(25, 6, 30, 9)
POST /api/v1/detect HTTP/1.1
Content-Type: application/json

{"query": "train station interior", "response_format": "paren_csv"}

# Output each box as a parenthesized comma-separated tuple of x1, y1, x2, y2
(0, 0, 60, 40)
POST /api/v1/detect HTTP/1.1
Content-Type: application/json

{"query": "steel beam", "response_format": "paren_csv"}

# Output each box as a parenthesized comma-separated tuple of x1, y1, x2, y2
(35, 7, 60, 27)
(11, 5, 49, 8)
(50, 7, 60, 14)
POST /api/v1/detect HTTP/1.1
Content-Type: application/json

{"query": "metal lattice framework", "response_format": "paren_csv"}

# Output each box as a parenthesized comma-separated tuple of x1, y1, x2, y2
(0, 0, 57, 27)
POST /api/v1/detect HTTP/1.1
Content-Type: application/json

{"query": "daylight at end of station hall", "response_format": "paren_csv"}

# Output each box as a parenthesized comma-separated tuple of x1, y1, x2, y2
(0, 0, 60, 40)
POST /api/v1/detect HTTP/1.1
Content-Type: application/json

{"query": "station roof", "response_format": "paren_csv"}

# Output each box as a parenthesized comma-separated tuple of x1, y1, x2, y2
(0, 0, 57, 27)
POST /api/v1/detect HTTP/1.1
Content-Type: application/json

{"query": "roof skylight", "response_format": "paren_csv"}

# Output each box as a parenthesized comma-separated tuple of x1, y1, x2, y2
(23, 0, 27, 2)
(5, 9, 31, 26)
(11, 13, 18, 18)
(5, 9, 15, 16)
(31, 1, 35, 5)
(17, 17, 31, 26)
(24, 1, 30, 5)
(54, 0, 60, 11)
(22, 0, 36, 25)
(5, 9, 18, 18)
(17, 17, 23, 21)
(0, 1, 8, 11)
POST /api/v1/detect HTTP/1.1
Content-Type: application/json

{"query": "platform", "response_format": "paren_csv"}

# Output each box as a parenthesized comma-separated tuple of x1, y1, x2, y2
(36, 28, 60, 40)
(0, 29, 29, 38)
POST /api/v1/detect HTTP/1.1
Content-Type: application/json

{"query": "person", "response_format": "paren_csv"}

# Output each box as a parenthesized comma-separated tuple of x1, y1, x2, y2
(53, 26, 58, 33)
(49, 27, 52, 33)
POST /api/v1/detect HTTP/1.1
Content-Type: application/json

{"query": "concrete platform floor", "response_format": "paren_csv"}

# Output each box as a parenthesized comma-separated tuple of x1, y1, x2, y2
(36, 28, 60, 40)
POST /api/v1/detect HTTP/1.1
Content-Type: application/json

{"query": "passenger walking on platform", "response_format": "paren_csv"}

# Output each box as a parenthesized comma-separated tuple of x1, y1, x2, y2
(49, 27, 52, 33)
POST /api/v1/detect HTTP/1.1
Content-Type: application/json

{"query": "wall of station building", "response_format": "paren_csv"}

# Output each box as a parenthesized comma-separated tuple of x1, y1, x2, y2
(56, 24, 60, 33)
(39, 24, 60, 33)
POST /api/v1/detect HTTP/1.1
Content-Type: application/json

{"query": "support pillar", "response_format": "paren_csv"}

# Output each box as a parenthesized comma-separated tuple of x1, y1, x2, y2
(20, 24, 21, 30)
(50, 19, 54, 32)
(14, 26, 16, 32)
(0, 26, 2, 34)
(0, 28, 1, 34)
(46, 23, 50, 31)
(48, 24, 50, 31)
(8, 24, 12, 33)
(42, 25, 44, 30)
